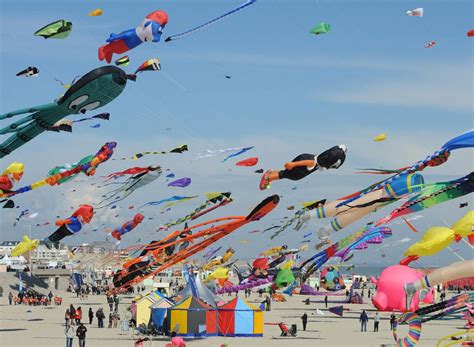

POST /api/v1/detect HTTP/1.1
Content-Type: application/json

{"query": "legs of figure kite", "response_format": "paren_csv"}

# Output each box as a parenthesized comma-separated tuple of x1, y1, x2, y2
(98, 40, 129, 63)
(44, 225, 73, 249)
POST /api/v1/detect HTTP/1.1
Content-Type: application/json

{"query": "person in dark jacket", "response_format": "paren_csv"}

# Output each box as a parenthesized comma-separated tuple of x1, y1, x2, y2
(301, 313, 308, 331)
(359, 310, 369, 332)
(88, 308, 94, 325)
(76, 323, 87, 347)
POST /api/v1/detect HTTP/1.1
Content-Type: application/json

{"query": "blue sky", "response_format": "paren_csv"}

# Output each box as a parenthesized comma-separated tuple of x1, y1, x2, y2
(1, 0, 472, 267)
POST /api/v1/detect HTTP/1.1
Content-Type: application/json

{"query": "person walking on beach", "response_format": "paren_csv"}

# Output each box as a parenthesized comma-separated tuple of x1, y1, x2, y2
(359, 310, 368, 332)
(324, 294, 328, 308)
(76, 323, 87, 347)
(69, 305, 76, 326)
(96, 308, 105, 328)
(76, 307, 82, 325)
(114, 295, 120, 312)
(88, 308, 94, 325)
(65, 324, 75, 347)
(107, 295, 113, 311)
(301, 313, 308, 331)
(8, 291, 13, 305)
(389, 313, 396, 330)
(265, 296, 271, 311)
(374, 312, 380, 332)
(65, 309, 71, 327)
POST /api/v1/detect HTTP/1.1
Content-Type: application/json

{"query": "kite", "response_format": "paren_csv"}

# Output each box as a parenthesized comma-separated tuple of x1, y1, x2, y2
(159, 192, 233, 230)
(276, 172, 422, 240)
(407, 8, 424, 17)
(223, 146, 254, 162)
(328, 306, 344, 317)
(391, 312, 422, 347)
(203, 267, 229, 286)
(335, 227, 392, 261)
(112, 195, 279, 289)
(336, 130, 474, 208)
(90, 124, 100, 128)
(48, 113, 110, 132)
(405, 260, 474, 310)
(13, 209, 29, 226)
(113, 144, 188, 160)
(97, 166, 162, 209)
(140, 195, 197, 209)
(164, 0, 256, 42)
(34, 20, 73, 39)
(98, 10, 168, 63)
(261, 245, 288, 257)
(236, 157, 258, 167)
(320, 266, 346, 291)
(259, 145, 347, 190)
(202, 247, 235, 270)
(377, 172, 473, 225)
(194, 146, 253, 160)
(16, 67, 39, 77)
(88, 9, 103, 17)
(401, 211, 474, 265)
(168, 177, 191, 188)
(0, 142, 116, 199)
(115, 56, 130, 67)
(372, 264, 434, 312)
(0, 162, 24, 194)
(425, 41, 436, 48)
(255, 169, 264, 174)
(310, 22, 331, 35)
(373, 133, 387, 142)
(225, 75, 231, 79)
(166, 173, 175, 179)
(11, 236, 39, 257)
(43, 205, 94, 249)
(468, 29, 474, 37)
(135, 58, 161, 74)
(54, 75, 82, 90)
(203, 246, 222, 260)
(0, 66, 130, 157)
(111, 213, 145, 241)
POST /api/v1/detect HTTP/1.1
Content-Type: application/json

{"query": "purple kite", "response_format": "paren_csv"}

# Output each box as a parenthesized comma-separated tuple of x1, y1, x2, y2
(168, 177, 191, 188)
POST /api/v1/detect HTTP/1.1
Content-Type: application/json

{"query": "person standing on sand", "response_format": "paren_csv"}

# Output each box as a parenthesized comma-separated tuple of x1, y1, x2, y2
(324, 294, 328, 308)
(76, 323, 87, 347)
(374, 312, 380, 332)
(96, 308, 105, 328)
(88, 308, 94, 325)
(389, 313, 396, 330)
(76, 307, 82, 324)
(301, 313, 308, 331)
(8, 291, 13, 305)
(359, 310, 368, 332)
(65, 324, 75, 347)
(65, 309, 70, 327)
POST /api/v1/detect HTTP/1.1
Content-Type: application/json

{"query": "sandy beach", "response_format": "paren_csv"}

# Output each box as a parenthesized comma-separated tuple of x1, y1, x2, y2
(0, 288, 467, 347)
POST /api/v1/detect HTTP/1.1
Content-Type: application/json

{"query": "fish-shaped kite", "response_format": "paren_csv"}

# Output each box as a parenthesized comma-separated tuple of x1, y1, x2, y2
(34, 20, 73, 39)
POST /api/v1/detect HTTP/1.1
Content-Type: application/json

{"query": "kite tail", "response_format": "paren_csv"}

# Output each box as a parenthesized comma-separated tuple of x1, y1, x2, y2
(165, 0, 257, 42)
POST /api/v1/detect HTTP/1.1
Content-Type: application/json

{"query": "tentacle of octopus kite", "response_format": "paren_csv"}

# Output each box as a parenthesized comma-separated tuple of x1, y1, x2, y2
(111, 195, 279, 291)
(96, 166, 162, 209)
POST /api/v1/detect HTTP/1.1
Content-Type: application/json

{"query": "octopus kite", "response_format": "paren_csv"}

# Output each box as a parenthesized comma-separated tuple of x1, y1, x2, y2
(0, 66, 130, 157)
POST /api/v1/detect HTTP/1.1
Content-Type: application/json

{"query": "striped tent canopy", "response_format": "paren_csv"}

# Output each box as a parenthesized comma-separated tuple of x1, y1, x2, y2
(218, 297, 263, 337)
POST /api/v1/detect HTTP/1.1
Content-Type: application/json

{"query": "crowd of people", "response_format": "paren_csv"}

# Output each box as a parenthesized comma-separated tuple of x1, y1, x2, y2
(8, 290, 62, 306)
